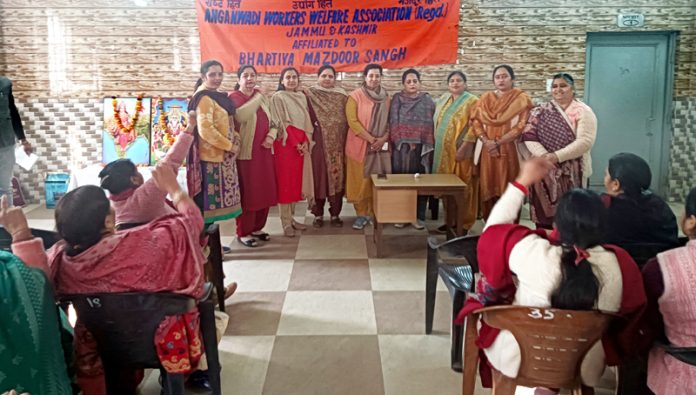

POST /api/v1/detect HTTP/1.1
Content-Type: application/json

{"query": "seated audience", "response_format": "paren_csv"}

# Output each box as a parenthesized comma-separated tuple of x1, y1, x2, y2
(456, 158, 646, 390)
(642, 187, 696, 394)
(98, 111, 196, 227)
(4, 166, 220, 394)
(0, 196, 72, 394)
(602, 152, 679, 249)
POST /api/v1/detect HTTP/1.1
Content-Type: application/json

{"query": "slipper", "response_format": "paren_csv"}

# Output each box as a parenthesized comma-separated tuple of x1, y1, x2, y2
(237, 237, 258, 247)
(250, 231, 270, 241)
(313, 217, 324, 228)
(224, 282, 238, 299)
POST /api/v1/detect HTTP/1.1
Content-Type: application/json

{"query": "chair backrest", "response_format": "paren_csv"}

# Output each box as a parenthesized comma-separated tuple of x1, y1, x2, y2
(479, 305, 612, 389)
(0, 226, 60, 251)
(61, 292, 195, 368)
(437, 235, 480, 271)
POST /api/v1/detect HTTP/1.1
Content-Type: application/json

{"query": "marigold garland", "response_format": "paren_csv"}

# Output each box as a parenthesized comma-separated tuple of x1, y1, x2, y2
(111, 94, 144, 135)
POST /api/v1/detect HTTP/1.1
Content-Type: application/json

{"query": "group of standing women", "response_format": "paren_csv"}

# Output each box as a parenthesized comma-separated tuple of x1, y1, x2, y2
(185, 60, 598, 246)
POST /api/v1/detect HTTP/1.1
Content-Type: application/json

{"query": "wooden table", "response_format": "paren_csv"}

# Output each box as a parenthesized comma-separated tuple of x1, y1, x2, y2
(371, 174, 467, 257)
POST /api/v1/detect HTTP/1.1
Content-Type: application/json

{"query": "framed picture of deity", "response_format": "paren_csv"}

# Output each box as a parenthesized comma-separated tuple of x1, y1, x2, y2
(150, 97, 190, 165)
(102, 96, 152, 165)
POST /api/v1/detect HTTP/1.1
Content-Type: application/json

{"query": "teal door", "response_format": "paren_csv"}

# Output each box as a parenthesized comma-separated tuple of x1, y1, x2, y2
(585, 32, 675, 194)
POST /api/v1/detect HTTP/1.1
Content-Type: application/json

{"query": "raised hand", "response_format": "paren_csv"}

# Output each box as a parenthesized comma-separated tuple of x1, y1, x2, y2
(515, 157, 555, 188)
(151, 164, 182, 196)
(0, 195, 31, 242)
(184, 111, 196, 134)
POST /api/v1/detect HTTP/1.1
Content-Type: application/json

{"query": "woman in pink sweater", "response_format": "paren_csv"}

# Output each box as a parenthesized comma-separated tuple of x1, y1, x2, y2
(642, 187, 696, 395)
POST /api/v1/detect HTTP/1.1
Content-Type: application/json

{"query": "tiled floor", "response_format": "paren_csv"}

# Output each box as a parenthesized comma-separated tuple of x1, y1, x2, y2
(24, 202, 622, 395)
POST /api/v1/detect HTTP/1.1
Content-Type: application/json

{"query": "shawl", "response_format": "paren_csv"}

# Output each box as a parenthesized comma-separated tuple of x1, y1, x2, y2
(454, 224, 647, 385)
(520, 101, 583, 224)
(389, 91, 435, 155)
(305, 85, 349, 196)
(269, 90, 315, 202)
(47, 209, 206, 299)
(269, 90, 314, 145)
(472, 88, 533, 133)
(186, 87, 236, 197)
(0, 251, 72, 395)
(346, 85, 391, 176)
(433, 92, 478, 173)
(230, 89, 272, 160)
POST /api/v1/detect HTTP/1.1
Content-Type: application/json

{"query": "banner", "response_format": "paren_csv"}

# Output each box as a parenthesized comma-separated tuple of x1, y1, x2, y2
(196, 0, 460, 73)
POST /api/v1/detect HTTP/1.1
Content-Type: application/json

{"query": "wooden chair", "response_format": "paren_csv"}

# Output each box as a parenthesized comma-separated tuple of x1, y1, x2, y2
(462, 305, 613, 395)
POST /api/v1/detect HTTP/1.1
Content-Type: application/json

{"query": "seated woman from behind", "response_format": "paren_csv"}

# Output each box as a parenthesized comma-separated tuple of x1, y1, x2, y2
(642, 187, 696, 395)
(456, 158, 646, 390)
(602, 152, 679, 248)
(5, 166, 208, 394)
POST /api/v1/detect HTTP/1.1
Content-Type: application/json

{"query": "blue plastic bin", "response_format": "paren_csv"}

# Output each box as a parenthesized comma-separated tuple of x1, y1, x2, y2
(45, 173, 70, 208)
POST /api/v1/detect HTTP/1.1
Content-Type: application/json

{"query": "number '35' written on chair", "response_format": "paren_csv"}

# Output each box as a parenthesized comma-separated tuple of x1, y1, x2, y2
(461, 306, 614, 395)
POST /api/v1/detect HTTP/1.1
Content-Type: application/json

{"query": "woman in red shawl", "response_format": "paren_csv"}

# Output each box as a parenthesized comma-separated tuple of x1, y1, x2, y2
(456, 158, 646, 391)
(269, 67, 313, 237)
(4, 166, 209, 394)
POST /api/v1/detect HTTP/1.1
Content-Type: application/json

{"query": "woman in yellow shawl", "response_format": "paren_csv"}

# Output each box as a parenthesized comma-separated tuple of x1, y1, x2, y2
(432, 71, 479, 234)
(471, 65, 533, 218)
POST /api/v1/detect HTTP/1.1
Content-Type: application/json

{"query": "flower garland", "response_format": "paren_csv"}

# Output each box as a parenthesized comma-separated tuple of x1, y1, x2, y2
(157, 96, 169, 132)
(112, 93, 144, 135)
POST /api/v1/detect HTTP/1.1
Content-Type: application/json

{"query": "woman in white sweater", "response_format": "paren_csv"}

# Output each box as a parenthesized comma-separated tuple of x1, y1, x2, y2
(519, 73, 597, 229)
(456, 158, 646, 390)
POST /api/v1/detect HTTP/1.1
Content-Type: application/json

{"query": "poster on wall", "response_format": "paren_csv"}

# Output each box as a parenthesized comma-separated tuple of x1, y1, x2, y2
(102, 97, 152, 165)
(150, 97, 190, 165)
(195, 0, 460, 73)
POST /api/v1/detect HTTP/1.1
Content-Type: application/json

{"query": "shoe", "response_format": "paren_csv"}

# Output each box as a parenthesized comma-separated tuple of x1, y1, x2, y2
(283, 225, 295, 237)
(393, 223, 406, 228)
(222, 246, 233, 254)
(412, 220, 425, 230)
(435, 224, 449, 234)
(186, 370, 212, 392)
(291, 220, 308, 230)
(352, 216, 368, 230)
(250, 231, 270, 241)
(313, 216, 324, 228)
(237, 236, 258, 247)
(330, 216, 343, 227)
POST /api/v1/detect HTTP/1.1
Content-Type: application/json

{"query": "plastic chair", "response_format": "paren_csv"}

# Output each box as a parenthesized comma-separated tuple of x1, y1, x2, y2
(60, 283, 221, 395)
(462, 305, 613, 395)
(425, 234, 479, 371)
(0, 226, 60, 251)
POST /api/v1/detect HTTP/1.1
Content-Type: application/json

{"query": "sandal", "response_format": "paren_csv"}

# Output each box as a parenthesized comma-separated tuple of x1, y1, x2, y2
(291, 220, 308, 230)
(330, 216, 343, 227)
(237, 237, 258, 247)
(250, 231, 270, 241)
(283, 225, 296, 237)
(313, 217, 324, 228)
(224, 282, 238, 299)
